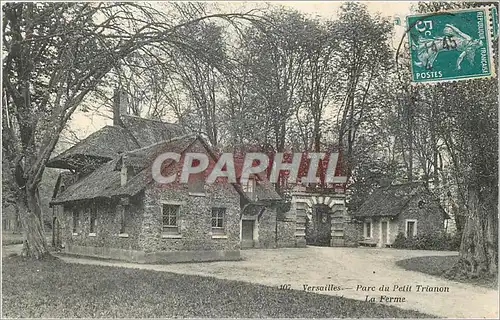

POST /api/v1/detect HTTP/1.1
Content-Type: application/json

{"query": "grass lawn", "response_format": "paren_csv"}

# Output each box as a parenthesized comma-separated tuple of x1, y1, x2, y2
(2, 232, 52, 246)
(2, 233, 24, 246)
(2, 255, 434, 318)
(396, 255, 498, 289)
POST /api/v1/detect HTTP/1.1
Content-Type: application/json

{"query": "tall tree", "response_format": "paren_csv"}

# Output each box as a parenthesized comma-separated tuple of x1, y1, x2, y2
(170, 21, 228, 146)
(332, 3, 393, 181)
(411, 1, 499, 277)
(298, 18, 340, 152)
(239, 8, 310, 153)
(438, 79, 498, 276)
(2, 2, 260, 258)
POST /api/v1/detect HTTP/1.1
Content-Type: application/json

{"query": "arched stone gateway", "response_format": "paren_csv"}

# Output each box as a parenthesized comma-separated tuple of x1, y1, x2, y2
(291, 192, 347, 247)
(306, 204, 332, 246)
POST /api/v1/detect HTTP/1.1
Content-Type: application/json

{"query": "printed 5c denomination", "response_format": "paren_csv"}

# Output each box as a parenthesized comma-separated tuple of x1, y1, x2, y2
(407, 7, 495, 83)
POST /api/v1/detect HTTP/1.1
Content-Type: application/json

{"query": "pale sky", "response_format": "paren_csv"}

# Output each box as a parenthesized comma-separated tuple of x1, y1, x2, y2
(65, 1, 415, 149)
(264, 1, 414, 17)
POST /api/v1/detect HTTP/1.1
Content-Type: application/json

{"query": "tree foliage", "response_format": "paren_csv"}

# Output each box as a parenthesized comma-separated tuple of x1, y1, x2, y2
(2, 2, 498, 277)
(2, 2, 262, 258)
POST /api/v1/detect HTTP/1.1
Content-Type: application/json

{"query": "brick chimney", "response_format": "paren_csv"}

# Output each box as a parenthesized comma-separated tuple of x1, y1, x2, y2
(120, 155, 128, 187)
(113, 89, 129, 126)
(120, 154, 135, 187)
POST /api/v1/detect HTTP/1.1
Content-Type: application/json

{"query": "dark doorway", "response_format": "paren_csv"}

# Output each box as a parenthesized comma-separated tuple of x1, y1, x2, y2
(306, 205, 331, 246)
(381, 221, 388, 247)
(241, 220, 255, 248)
(406, 221, 416, 238)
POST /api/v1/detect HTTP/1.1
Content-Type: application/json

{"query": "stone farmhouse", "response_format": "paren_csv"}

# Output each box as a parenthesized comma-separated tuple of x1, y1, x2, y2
(352, 182, 450, 247)
(48, 91, 299, 263)
(47, 91, 449, 262)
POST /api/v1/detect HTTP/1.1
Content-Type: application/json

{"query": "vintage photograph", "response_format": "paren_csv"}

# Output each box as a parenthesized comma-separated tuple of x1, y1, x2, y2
(1, 1, 498, 318)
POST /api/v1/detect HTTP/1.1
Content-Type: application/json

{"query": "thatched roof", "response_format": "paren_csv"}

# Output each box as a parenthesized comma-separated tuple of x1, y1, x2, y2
(51, 172, 78, 199)
(123, 134, 196, 170)
(47, 115, 186, 170)
(120, 115, 185, 147)
(353, 182, 449, 218)
(51, 135, 196, 205)
(47, 126, 136, 170)
(253, 177, 282, 201)
(113, 134, 199, 198)
(51, 134, 282, 205)
(51, 159, 122, 205)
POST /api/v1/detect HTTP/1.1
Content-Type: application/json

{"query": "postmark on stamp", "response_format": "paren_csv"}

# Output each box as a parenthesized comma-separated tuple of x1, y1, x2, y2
(407, 7, 495, 83)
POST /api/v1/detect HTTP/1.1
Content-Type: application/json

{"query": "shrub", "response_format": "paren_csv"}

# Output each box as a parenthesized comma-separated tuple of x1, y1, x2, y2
(392, 232, 407, 248)
(448, 232, 462, 251)
(392, 231, 460, 251)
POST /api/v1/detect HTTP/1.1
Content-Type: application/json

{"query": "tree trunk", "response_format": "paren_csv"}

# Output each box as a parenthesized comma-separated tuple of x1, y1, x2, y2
(459, 185, 497, 277)
(313, 129, 321, 152)
(18, 186, 49, 259)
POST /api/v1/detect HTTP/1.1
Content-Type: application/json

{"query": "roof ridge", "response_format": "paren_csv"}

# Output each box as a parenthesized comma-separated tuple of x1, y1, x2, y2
(103, 124, 122, 129)
(49, 125, 124, 159)
(124, 133, 198, 156)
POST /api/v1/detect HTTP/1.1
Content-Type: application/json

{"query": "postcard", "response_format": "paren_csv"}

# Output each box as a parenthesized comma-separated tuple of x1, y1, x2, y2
(2, 1, 498, 319)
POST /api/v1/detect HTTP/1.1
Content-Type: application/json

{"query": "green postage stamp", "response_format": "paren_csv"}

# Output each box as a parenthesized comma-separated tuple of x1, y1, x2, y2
(407, 7, 496, 83)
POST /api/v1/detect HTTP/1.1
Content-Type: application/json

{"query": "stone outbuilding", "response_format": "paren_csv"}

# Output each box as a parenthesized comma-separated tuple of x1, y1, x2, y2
(352, 182, 450, 247)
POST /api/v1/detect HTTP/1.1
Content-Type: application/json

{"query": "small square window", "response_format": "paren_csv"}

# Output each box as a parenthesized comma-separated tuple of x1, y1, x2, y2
(211, 207, 225, 233)
(364, 221, 372, 239)
(406, 220, 417, 238)
(119, 206, 127, 234)
(241, 178, 255, 200)
(73, 210, 80, 233)
(241, 179, 255, 193)
(163, 205, 180, 234)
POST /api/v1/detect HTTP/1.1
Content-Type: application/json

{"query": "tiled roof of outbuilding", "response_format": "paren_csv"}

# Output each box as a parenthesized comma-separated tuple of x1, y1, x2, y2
(353, 182, 449, 219)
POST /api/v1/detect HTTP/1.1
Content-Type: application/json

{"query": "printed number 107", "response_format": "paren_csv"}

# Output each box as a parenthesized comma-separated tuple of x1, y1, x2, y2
(279, 284, 291, 290)
(416, 20, 433, 36)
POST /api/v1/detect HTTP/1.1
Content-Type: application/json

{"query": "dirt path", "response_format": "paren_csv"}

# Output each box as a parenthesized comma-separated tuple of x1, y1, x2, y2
(54, 247, 497, 318)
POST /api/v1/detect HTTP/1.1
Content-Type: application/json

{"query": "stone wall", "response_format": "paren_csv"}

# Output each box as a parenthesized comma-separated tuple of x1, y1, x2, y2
(275, 202, 297, 248)
(64, 244, 240, 263)
(257, 207, 277, 248)
(59, 195, 144, 251)
(137, 138, 242, 253)
(55, 138, 303, 260)
(140, 183, 241, 253)
(59, 182, 242, 261)
(277, 220, 296, 248)
(344, 219, 362, 247)
(398, 193, 446, 237)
